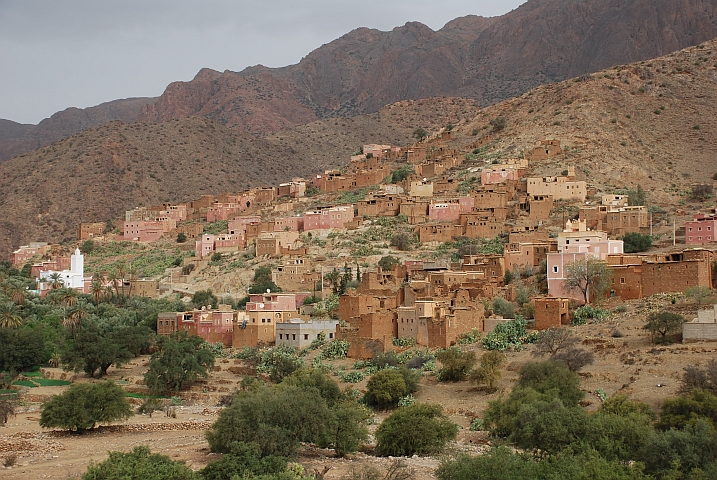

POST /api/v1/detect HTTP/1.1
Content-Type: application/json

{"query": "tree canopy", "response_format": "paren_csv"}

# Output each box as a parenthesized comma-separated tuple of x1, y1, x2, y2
(144, 331, 215, 394)
(40, 381, 132, 432)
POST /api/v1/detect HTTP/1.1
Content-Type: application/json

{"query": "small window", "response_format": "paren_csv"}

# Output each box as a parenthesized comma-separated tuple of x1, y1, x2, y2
(329, 333, 334, 339)
(620, 278, 625, 284)
(304, 334, 309, 340)
(552, 266, 559, 273)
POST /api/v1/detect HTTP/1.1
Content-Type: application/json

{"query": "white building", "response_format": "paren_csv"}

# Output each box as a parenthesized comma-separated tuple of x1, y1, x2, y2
(39, 248, 87, 292)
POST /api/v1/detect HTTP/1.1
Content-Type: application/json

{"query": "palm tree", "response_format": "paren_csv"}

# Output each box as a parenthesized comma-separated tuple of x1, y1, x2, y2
(63, 300, 91, 335)
(106, 270, 120, 298)
(47, 272, 64, 290)
(127, 264, 138, 298)
(116, 263, 127, 297)
(4, 280, 27, 306)
(58, 287, 78, 307)
(0, 301, 22, 328)
(90, 277, 104, 305)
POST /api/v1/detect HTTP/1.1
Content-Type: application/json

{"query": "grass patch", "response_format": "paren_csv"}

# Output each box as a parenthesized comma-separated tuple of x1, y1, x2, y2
(33, 378, 71, 387)
(12, 380, 37, 388)
(21, 371, 42, 378)
(124, 392, 169, 399)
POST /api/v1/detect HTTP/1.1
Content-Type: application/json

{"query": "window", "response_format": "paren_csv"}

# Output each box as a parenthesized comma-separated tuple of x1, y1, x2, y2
(552, 266, 559, 273)
(329, 333, 334, 339)
(279, 334, 283, 339)
(304, 334, 309, 340)
(292, 334, 296, 340)
(620, 278, 625, 284)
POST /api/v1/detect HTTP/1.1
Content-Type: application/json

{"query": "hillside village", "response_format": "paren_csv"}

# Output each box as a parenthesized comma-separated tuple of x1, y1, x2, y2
(10, 125, 717, 356)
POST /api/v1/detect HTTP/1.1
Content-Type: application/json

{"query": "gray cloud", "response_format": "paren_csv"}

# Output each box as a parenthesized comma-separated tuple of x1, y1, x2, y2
(0, 0, 525, 124)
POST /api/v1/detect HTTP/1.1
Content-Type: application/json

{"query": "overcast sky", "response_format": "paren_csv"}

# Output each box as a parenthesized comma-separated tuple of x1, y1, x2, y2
(0, 1, 526, 125)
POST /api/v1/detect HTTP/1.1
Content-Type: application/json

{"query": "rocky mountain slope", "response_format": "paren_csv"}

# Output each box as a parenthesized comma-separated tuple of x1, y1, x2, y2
(0, 97, 154, 162)
(138, 0, 717, 134)
(0, 97, 472, 257)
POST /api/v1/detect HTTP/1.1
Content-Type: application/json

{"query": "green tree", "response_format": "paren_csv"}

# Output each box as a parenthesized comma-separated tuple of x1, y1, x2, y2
(657, 389, 717, 431)
(62, 324, 133, 377)
(0, 327, 46, 373)
(628, 185, 647, 206)
(206, 384, 331, 457)
(378, 255, 400, 272)
(364, 369, 408, 410)
(176, 232, 187, 243)
(144, 331, 215, 394)
(564, 257, 612, 304)
(82, 446, 197, 480)
(436, 347, 476, 382)
(191, 289, 218, 309)
(413, 127, 428, 142)
(375, 403, 458, 456)
(81, 240, 95, 254)
(0, 301, 22, 328)
(516, 361, 584, 406)
(257, 345, 304, 383)
(200, 442, 287, 480)
(686, 285, 712, 306)
(40, 381, 132, 433)
(622, 232, 652, 253)
(643, 311, 684, 344)
(469, 350, 505, 392)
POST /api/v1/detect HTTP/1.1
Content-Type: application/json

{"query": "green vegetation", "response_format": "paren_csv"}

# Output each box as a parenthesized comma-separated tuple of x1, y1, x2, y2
(144, 331, 215, 394)
(622, 232, 653, 253)
(436, 347, 476, 382)
(563, 257, 612, 304)
(375, 403, 458, 456)
(390, 166, 413, 183)
(413, 127, 428, 142)
(434, 236, 504, 262)
(469, 351, 505, 392)
(364, 368, 420, 409)
(81, 446, 196, 480)
(571, 305, 610, 325)
(643, 311, 684, 344)
(337, 187, 370, 204)
(378, 255, 400, 271)
(482, 317, 537, 351)
(247, 266, 281, 295)
(40, 381, 132, 433)
(203, 220, 229, 235)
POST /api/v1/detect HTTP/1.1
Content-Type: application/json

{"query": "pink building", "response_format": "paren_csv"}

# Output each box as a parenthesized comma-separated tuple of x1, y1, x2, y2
(123, 221, 169, 242)
(481, 167, 524, 185)
(195, 233, 245, 258)
(686, 214, 717, 244)
(31, 257, 71, 278)
(229, 216, 262, 235)
(11, 243, 51, 266)
(428, 198, 473, 222)
(207, 203, 242, 222)
(303, 206, 354, 231)
(274, 216, 304, 232)
(158, 308, 235, 346)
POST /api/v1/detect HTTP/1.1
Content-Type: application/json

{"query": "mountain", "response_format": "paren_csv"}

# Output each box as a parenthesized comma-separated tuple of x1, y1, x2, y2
(0, 97, 472, 257)
(138, 0, 717, 134)
(0, 97, 154, 162)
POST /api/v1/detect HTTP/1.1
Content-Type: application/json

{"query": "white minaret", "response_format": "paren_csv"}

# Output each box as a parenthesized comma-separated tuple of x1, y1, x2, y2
(70, 248, 84, 275)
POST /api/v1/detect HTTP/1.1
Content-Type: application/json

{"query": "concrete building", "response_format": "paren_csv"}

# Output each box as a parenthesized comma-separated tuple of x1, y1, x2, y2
(527, 171, 586, 201)
(157, 306, 236, 346)
(38, 248, 88, 294)
(683, 306, 717, 342)
(276, 319, 339, 348)
(686, 214, 717, 245)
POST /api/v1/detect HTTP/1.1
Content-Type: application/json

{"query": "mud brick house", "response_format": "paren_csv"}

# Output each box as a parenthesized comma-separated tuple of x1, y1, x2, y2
(481, 165, 525, 185)
(409, 180, 434, 198)
(232, 292, 308, 348)
(433, 177, 460, 193)
(175, 222, 204, 239)
(533, 297, 571, 330)
(504, 242, 557, 273)
(527, 172, 587, 202)
(244, 221, 274, 244)
(303, 205, 354, 230)
(277, 179, 306, 198)
(206, 203, 242, 222)
(406, 146, 428, 164)
(526, 139, 562, 161)
(195, 233, 245, 258)
(397, 299, 485, 348)
(77, 223, 105, 241)
(158, 306, 236, 346)
(509, 226, 551, 243)
(399, 200, 430, 224)
(472, 187, 509, 208)
(462, 255, 505, 282)
(605, 207, 649, 236)
(523, 195, 554, 220)
(417, 223, 463, 243)
(271, 258, 313, 291)
(123, 220, 173, 242)
(686, 214, 717, 244)
(256, 231, 300, 257)
(12, 242, 51, 265)
(129, 279, 160, 298)
(601, 194, 629, 207)
(274, 216, 304, 233)
(229, 216, 262, 235)
(607, 249, 716, 300)
(252, 187, 277, 205)
(357, 193, 402, 218)
(463, 216, 505, 239)
(31, 257, 71, 278)
(190, 195, 217, 210)
(277, 319, 339, 348)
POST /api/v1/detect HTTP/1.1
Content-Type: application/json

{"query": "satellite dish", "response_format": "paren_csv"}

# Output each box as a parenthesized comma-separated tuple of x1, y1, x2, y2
(266, 288, 271, 293)
(259, 303, 265, 309)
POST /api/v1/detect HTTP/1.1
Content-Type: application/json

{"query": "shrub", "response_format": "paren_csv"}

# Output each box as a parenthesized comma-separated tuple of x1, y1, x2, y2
(643, 311, 684, 344)
(364, 369, 408, 409)
(40, 381, 132, 433)
(81, 446, 196, 480)
(144, 332, 215, 394)
(378, 255, 400, 272)
(516, 361, 584, 406)
(572, 305, 609, 325)
(481, 317, 536, 351)
(679, 360, 717, 396)
(622, 232, 653, 253)
(469, 351, 505, 391)
(691, 184, 714, 201)
(491, 297, 515, 319)
(200, 442, 287, 480)
(375, 403, 458, 456)
(256, 344, 304, 382)
(436, 347, 476, 382)
(390, 233, 412, 251)
(0, 397, 16, 425)
(657, 389, 717, 431)
(319, 340, 350, 360)
(176, 232, 187, 243)
(490, 117, 506, 132)
(191, 289, 218, 309)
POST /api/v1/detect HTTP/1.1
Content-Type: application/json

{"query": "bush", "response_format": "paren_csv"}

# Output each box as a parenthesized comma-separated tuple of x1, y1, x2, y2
(257, 345, 304, 382)
(469, 351, 505, 392)
(364, 369, 408, 410)
(375, 403, 458, 456)
(481, 317, 536, 351)
(176, 232, 187, 243)
(436, 347, 476, 382)
(378, 255, 400, 272)
(643, 311, 684, 344)
(144, 332, 215, 394)
(40, 381, 132, 433)
(572, 305, 609, 325)
(199, 442, 287, 480)
(0, 397, 16, 425)
(81, 446, 197, 480)
(657, 389, 717, 431)
(691, 184, 714, 201)
(390, 233, 412, 251)
(622, 232, 653, 253)
(516, 361, 584, 406)
(191, 289, 218, 309)
(490, 117, 506, 132)
(491, 297, 515, 319)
